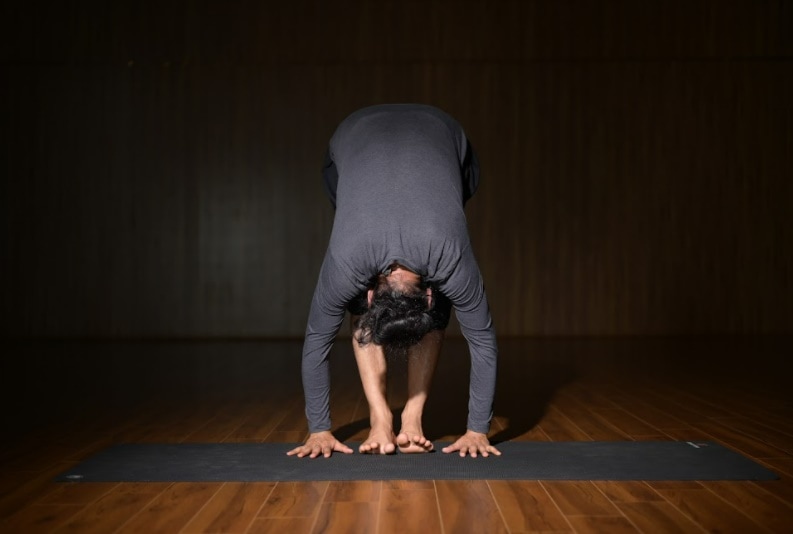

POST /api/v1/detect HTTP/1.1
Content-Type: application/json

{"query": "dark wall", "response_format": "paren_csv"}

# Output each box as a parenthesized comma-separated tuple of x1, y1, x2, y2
(2, 1, 791, 337)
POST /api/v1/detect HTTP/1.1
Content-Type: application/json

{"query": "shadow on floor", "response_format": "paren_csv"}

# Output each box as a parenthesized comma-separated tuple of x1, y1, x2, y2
(332, 338, 579, 444)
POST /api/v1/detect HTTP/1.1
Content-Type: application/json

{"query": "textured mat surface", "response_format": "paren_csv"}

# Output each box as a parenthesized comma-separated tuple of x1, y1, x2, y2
(55, 441, 778, 482)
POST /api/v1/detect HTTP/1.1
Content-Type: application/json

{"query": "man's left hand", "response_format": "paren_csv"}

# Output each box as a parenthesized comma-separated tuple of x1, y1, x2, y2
(441, 430, 501, 458)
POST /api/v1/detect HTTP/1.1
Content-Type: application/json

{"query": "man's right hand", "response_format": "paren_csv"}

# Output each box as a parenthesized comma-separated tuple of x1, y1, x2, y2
(286, 431, 354, 458)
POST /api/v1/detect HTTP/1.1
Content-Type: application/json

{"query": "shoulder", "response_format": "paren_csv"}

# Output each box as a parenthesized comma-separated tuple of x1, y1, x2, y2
(335, 103, 462, 130)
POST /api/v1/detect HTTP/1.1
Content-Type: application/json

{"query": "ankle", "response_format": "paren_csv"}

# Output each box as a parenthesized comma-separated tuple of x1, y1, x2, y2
(400, 413, 423, 432)
(369, 409, 393, 430)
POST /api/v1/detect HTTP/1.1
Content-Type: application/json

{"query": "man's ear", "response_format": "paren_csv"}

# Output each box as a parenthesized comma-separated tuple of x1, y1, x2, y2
(367, 288, 374, 308)
(426, 287, 433, 310)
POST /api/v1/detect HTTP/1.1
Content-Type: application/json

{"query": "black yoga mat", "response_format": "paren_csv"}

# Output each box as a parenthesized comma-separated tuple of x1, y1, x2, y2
(55, 441, 778, 482)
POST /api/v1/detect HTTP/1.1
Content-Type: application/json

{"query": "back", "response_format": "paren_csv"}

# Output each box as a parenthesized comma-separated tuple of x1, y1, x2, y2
(327, 104, 473, 286)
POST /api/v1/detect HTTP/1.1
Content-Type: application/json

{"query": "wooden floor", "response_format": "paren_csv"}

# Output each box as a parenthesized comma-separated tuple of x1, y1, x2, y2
(1, 336, 792, 533)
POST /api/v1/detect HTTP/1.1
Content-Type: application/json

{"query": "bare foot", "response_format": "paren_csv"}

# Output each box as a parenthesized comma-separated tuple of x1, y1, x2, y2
(359, 427, 397, 454)
(396, 429, 434, 453)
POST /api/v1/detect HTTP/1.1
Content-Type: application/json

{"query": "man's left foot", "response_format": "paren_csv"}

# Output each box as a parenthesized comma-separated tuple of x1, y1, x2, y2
(396, 430, 434, 453)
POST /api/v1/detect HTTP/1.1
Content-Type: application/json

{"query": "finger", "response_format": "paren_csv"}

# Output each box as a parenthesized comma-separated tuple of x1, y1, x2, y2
(323, 445, 332, 458)
(309, 445, 322, 458)
(442, 443, 459, 453)
(489, 446, 502, 456)
(334, 442, 354, 454)
(470, 446, 478, 458)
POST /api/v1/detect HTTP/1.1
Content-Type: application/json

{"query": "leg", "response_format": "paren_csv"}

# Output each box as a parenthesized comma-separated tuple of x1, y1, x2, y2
(351, 316, 397, 454)
(397, 329, 444, 453)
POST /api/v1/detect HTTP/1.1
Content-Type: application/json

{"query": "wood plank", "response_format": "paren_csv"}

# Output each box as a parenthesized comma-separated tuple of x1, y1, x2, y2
(55, 483, 168, 533)
(273, 400, 311, 433)
(591, 481, 664, 503)
(690, 421, 788, 459)
(566, 515, 639, 533)
(627, 388, 715, 426)
(537, 408, 591, 441)
(36, 482, 118, 505)
(541, 481, 620, 516)
(257, 482, 329, 518)
(383, 480, 434, 490)
(310, 502, 377, 534)
(114, 482, 221, 533)
(133, 407, 221, 443)
(224, 406, 288, 441)
(378, 487, 441, 534)
(645, 481, 704, 490)
(560, 395, 628, 441)
(323, 481, 381, 502)
(183, 410, 251, 442)
(757, 457, 793, 478)
(641, 388, 736, 420)
(588, 407, 664, 438)
(0, 462, 78, 519)
(435, 480, 508, 533)
(557, 408, 630, 441)
(0, 504, 82, 533)
(265, 430, 308, 443)
(605, 392, 691, 430)
(499, 424, 551, 442)
(556, 384, 617, 411)
(702, 481, 793, 533)
(709, 416, 793, 454)
(248, 516, 316, 533)
(328, 372, 365, 428)
(753, 458, 793, 504)
(652, 487, 772, 533)
(617, 501, 704, 533)
(487, 480, 571, 532)
(180, 482, 275, 533)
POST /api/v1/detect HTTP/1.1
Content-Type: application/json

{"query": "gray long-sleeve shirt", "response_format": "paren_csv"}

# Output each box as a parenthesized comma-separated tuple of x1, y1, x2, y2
(302, 103, 498, 434)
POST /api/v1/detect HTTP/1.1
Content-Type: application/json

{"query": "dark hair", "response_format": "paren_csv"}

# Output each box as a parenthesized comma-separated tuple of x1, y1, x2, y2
(355, 277, 434, 358)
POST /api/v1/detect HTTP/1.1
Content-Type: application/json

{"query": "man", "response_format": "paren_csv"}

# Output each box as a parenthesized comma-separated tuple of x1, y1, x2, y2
(287, 103, 499, 459)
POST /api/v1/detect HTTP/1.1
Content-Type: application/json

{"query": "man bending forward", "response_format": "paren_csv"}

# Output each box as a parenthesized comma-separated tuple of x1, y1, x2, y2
(288, 104, 499, 458)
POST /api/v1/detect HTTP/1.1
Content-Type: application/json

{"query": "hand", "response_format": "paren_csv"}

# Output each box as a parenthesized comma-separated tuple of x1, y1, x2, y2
(441, 430, 501, 458)
(286, 431, 354, 458)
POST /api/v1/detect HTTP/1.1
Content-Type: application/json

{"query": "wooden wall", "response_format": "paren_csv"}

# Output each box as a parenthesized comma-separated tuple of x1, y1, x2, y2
(2, 1, 791, 337)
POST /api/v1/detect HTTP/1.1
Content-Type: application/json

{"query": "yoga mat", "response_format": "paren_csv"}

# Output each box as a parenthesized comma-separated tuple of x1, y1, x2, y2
(55, 441, 778, 482)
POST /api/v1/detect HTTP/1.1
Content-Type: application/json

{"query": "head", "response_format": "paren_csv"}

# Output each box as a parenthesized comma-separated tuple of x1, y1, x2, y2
(355, 264, 434, 359)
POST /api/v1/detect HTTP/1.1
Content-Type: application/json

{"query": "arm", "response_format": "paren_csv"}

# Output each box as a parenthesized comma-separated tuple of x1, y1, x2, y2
(288, 253, 358, 458)
(438, 247, 500, 456)
(300, 252, 353, 433)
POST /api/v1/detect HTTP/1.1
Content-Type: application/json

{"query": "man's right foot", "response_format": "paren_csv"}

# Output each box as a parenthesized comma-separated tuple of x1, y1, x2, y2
(359, 427, 397, 454)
